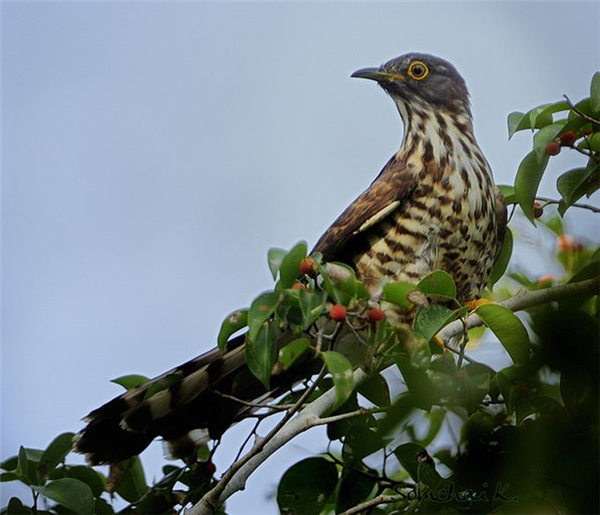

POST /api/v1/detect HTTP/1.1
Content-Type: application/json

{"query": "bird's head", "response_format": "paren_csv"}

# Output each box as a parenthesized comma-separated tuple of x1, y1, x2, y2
(352, 53, 471, 116)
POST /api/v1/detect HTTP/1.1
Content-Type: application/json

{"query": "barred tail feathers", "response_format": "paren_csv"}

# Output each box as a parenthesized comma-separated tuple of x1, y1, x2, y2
(74, 335, 249, 465)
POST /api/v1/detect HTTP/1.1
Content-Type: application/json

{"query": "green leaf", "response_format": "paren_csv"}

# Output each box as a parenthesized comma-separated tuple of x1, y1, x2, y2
(38, 433, 75, 479)
(217, 309, 248, 349)
(0, 472, 21, 483)
(322, 350, 354, 409)
(247, 291, 280, 341)
(357, 374, 391, 407)
(497, 184, 516, 204)
(556, 167, 594, 214)
(383, 281, 417, 309)
(278, 241, 307, 289)
(64, 465, 106, 497)
(580, 132, 600, 152)
(539, 100, 570, 118)
(514, 150, 549, 223)
(342, 425, 385, 464)
(6, 497, 32, 514)
(475, 304, 529, 363)
(393, 442, 427, 481)
(277, 457, 338, 514)
(298, 288, 327, 329)
(542, 214, 564, 237)
(418, 408, 446, 446)
(114, 457, 147, 503)
(335, 469, 377, 514)
(591, 72, 600, 112)
(568, 259, 600, 284)
(413, 305, 468, 343)
(533, 122, 564, 163)
(111, 374, 149, 390)
(32, 478, 94, 514)
(319, 262, 370, 305)
(95, 497, 116, 514)
(396, 355, 438, 411)
(0, 456, 18, 471)
(507, 111, 526, 139)
(267, 247, 286, 280)
(278, 337, 311, 370)
(528, 102, 555, 130)
(488, 227, 513, 288)
(246, 321, 279, 389)
(17, 447, 28, 479)
(418, 270, 456, 299)
(507, 104, 559, 139)
(568, 97, 594, 119)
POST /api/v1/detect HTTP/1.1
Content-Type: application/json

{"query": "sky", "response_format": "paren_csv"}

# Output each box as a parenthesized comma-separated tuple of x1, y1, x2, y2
(2, 1, 599, 513)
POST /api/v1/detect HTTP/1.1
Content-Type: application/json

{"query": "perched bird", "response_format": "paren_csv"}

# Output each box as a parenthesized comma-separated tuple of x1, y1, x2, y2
(75, 53, 506, 465)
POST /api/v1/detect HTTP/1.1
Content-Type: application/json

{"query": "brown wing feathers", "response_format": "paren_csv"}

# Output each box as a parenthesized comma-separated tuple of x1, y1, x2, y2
(312, 154, 415, 262)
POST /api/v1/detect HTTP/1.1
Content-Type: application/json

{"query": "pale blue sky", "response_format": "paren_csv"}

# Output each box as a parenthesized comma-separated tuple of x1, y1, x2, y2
(2, 2, 599, 512)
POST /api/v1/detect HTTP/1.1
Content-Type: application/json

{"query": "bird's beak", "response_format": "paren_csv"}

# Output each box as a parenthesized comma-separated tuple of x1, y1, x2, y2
(351, 67, 405, 82)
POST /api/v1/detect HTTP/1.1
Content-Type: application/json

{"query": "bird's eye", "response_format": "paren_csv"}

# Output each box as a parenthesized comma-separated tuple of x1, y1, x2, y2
(407, 61, 429, 80)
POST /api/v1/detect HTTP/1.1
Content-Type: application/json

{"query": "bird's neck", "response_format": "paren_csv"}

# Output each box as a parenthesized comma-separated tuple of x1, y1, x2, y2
(393, 99, 483, 174)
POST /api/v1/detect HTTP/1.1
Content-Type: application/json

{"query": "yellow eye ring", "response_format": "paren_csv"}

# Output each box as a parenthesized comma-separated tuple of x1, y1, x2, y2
(407, 61, 429, 80)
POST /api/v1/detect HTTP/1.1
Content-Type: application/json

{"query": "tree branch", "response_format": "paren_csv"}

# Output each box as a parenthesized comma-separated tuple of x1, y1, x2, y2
(439, 276, 599, 345)
(338, 493, 409, 515)
(536, 196, 600, 214)
(188, 276, 599, 514)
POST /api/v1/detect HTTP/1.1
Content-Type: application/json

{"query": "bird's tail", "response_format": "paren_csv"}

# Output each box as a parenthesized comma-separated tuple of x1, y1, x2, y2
(74, 333, 316, 465)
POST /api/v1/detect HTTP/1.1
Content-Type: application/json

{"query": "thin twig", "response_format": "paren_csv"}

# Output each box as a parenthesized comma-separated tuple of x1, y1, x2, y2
(233, 419, 261, 463)
(344, 318, 369, 346)
(338, 492, 412, 515)
(213, 390, 291, 412)
(536, 196, 600, 214)
(443, 342, 478, 365)
(190, 364, 328, 514)
(563, 95, 600, 125)
(569, 145, 595, 160)
(316, 406, 385, 425)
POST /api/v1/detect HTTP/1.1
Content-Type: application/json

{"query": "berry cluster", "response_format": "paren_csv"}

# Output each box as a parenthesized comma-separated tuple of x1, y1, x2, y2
(545, 129, 592, 156)
(328, 304, 386, 323)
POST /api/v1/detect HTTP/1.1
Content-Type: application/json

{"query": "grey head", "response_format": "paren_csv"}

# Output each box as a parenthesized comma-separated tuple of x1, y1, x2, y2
(352, 53, 471, 115)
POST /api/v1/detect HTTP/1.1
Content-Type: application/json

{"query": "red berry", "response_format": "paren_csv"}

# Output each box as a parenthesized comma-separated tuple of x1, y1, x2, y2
(329, 304, 347, 322)
(299, 257, 316, 276)
(533, 201, 543, 218)
(367, 308, 386, 322)
(545, 141, 561, 156)
(557, 234, 573, 252)
(538, 274, 555, 285)
(205, 462, 216, 474)
(557, 234, 582, 252)
(584, 129, 593, 136)
(559, 130, 577, 146)
(291, 282, 306, 290)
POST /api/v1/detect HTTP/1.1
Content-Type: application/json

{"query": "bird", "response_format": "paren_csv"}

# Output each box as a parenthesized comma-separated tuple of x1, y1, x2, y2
(74, 53, 506, 465)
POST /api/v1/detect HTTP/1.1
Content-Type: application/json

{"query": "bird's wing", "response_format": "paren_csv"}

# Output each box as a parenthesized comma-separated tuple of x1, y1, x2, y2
(312, 154, 416, 262)
(493, 186, 508, 259)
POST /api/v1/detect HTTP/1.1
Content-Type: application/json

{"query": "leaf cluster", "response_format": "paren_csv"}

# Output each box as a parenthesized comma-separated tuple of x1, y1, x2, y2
(504, 72, 600, 222)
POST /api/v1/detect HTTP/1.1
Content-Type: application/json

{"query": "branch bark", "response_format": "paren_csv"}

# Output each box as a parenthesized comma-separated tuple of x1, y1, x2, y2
(188, 275, 599, 514)
(439, 275, 599, 343)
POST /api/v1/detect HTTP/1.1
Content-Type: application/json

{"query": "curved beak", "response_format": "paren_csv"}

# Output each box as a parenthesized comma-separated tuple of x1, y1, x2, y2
(351, 67, 405, 82)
